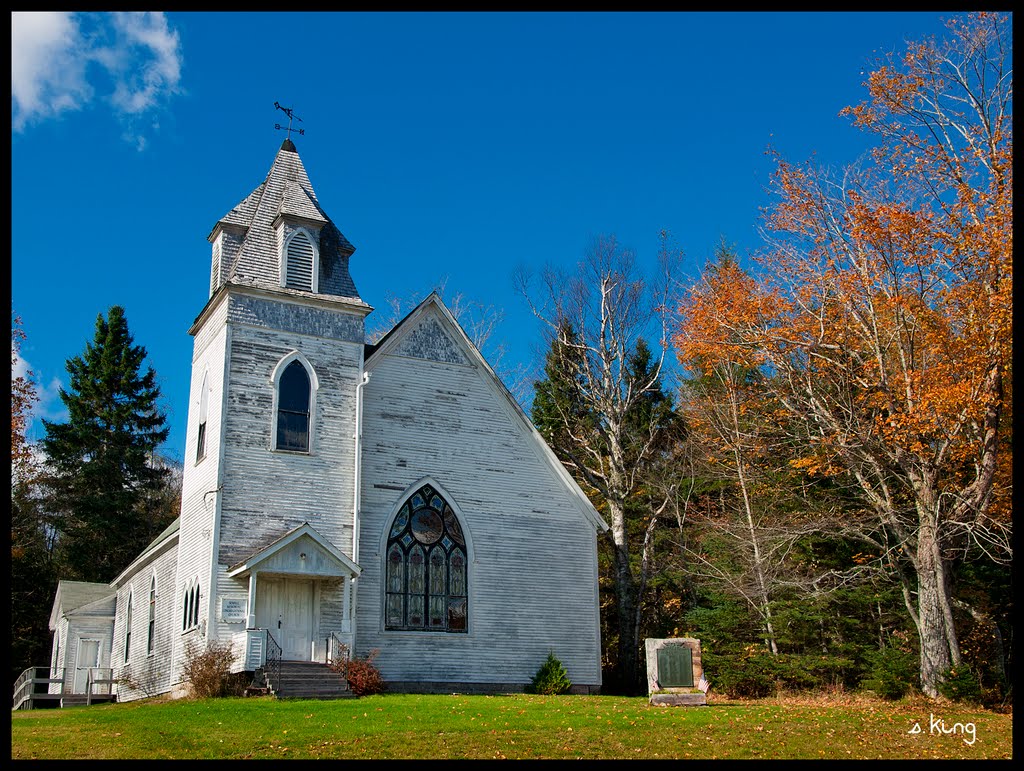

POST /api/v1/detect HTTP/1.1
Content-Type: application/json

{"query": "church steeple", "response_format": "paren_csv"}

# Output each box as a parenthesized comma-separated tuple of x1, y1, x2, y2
(206, 141, 363, 304)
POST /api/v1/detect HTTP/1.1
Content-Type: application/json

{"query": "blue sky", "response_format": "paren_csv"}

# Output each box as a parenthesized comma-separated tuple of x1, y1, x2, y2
(11, 11, 955, 464)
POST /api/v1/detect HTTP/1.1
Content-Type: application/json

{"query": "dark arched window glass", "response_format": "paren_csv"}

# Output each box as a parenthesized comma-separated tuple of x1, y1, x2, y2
(182, 583, 190, 631)
(385, 483, 467, 632)
(196, 372, 209, 463)
(147, 576, 157, 654)
(182, 580, 200, 631)
(276, 361, 310, 452)
(124, 590, 133, 663)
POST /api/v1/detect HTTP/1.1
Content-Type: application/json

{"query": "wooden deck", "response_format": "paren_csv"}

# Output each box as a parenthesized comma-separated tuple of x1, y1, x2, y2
(12, 667, 115, 711)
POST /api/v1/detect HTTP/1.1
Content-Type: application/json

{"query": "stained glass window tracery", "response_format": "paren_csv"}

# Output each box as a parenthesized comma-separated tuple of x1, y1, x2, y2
(385, 483, 468, 632)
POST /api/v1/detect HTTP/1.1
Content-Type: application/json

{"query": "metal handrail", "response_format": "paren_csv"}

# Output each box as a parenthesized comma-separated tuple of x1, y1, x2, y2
(264, 629, 282, 694)
(325, 632, 349, 677)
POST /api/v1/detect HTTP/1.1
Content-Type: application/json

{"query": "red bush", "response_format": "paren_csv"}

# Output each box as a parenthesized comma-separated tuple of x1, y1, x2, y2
(337, 648, 384, 697)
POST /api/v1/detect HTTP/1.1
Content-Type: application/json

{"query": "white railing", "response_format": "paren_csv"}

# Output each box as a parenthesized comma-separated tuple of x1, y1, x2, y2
(325, 632, 349, 674)
(12, 667, 114, 710)
(237, 627, 353, 671)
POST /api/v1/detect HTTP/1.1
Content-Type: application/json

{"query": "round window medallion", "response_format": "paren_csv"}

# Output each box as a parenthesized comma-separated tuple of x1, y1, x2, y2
(410, 507, 443, 543)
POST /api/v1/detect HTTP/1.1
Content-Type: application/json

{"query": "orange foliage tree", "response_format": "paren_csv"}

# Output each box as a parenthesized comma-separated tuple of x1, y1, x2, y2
(677, 13, 1011, 698)
(677, 245, 785, 655)
(12, 313, 38, 480)
(11, 313, 58, 683)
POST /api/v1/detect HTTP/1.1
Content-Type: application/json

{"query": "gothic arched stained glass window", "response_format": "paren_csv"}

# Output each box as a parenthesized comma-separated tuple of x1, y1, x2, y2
(385, 483, 467, 632)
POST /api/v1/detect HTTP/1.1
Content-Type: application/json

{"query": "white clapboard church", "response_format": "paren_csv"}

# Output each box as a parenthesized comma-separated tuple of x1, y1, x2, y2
(42, 137, 607, 704)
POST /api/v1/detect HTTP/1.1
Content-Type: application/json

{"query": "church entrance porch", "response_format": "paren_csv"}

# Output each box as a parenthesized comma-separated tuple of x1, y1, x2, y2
(227, 523, 362, 671)
(254, 577, 315, 661)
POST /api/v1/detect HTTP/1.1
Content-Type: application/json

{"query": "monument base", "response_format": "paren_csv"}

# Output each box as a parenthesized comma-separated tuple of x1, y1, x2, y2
(649, 692, 707, 707)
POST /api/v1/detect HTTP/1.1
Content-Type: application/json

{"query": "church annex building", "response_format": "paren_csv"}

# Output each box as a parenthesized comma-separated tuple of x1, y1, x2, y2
(29, 138, 607, 706)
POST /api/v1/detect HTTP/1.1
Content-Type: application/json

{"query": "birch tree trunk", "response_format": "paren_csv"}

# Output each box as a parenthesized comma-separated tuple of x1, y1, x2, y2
(518, 233, 683, 694)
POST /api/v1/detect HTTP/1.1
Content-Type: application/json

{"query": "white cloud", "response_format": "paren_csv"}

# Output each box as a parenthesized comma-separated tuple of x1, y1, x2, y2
(11, 349, 68, 440)
(35, 374, 69, 428)
(10, 12, 91, 130)
(108, 12, 182, 115)
(11, 346, 32, 382)
(11, 11, 183, 144)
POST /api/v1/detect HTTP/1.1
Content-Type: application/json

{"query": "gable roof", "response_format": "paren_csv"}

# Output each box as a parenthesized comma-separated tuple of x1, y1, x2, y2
(227, 522, 362, 578)
(111, 517, 180, 588)
(49, 581, 117, 630)
(210, 140, 365, 303)
(365, 293, 609, 533)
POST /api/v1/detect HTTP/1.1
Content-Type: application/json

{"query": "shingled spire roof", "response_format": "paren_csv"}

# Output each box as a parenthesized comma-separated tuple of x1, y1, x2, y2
(211, 140, 363, 302)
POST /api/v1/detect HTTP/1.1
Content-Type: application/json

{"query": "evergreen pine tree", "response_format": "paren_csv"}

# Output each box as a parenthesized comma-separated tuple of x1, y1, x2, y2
(531, 322, 591, 448)
(528, 651, 573, 695)
(40, 306, 173, 583)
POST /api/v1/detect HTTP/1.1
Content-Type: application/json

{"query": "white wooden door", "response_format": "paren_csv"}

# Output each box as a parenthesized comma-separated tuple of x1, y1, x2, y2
(282, 579, 313, 660)
(255, 578, 313, 661)
(74, 639, 100, 693)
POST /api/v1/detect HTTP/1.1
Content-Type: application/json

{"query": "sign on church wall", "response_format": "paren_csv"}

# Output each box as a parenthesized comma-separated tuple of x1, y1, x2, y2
(220, 596, 248, 623)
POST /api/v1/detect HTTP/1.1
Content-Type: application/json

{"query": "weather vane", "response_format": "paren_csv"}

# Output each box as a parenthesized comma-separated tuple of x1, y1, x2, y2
(274, 101, 305, 139)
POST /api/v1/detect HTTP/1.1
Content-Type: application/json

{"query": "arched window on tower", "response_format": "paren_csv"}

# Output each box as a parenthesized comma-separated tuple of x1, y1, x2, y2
(196, 371, 209, 463)
(385, 483, 468, 633)
(276, 360, 312, 452)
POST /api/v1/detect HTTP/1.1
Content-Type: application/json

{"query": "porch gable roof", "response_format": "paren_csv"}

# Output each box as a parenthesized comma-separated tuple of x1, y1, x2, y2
(48, 580, 117, 631)
(226, 522, 361, 578)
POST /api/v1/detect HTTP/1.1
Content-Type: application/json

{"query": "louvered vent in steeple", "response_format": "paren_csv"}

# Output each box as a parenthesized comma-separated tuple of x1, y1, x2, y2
(285, 230, 316, 292)
(210, 240, 221, 297)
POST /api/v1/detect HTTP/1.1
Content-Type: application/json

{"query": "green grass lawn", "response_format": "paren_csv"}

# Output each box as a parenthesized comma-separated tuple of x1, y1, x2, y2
(10, 692, 1011, 760)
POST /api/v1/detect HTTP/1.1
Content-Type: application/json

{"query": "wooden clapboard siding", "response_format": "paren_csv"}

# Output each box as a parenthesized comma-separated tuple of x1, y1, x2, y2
(358, 305, 603, 688)
(215, 307, 362, 570)
(202, 293, 364, 667)
(112, 543, 179, 701)
(316, 578, 346, 641)
(52, 618, 68, 676)
(46, 588, 116, 697)
(171, 298, 229, 685)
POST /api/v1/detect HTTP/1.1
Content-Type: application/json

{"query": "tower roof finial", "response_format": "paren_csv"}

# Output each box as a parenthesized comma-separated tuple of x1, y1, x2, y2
(274, 101, 305, 150)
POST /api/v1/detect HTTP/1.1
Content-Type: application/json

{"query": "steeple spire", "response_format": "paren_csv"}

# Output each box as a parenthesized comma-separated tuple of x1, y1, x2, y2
(207, 139, 364, 304)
